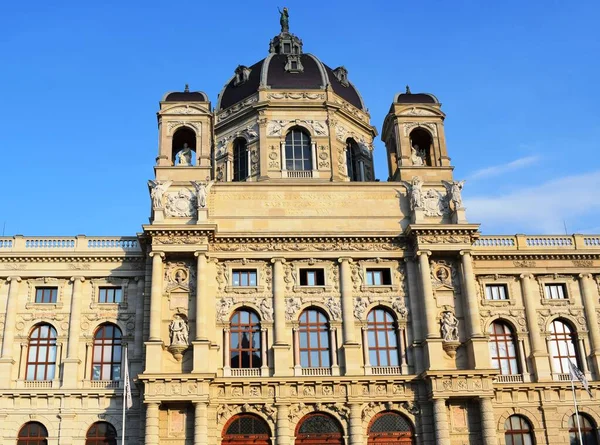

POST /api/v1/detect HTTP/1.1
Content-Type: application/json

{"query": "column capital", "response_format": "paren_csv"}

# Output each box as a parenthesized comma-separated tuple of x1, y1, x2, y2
(579, 273, 594, 280)
(149, 251, 165, 259)
(135, 276, 144, 283)
(144, 401, 161, 407)
(69, 276, 86, 283)
(519, 273, 534, 280)
(224, 327, 231, 333)
(6, 276, 22, 283)
(338, 257, 354, 264)
(271, 257, 286, 264)
(459, 250, 473, 257)
(416, 250, 432, 258)
(194, 251, 208, 259)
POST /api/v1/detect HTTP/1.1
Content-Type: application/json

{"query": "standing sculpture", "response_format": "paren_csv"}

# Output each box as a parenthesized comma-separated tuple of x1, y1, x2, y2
(176, 143, 192, 166)
(399, 176, 425, 210)
(148, 180, 172, 209)
(441, 311, 459, 342)
(192, 178, 214, 209)
(410, 143, 426, 166)
(442, 180, 465, 210)
(169, 314, 189, 346)
(278, 7, 289, 33)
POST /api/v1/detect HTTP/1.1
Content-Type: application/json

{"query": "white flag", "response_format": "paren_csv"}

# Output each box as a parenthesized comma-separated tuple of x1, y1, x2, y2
(569, 360, 593, 397)
(124, 353, 133, 409)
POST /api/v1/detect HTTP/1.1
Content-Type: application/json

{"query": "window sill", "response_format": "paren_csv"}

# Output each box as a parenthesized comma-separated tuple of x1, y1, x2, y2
(360, 284, 397, 293)
(90, 302, 128, 310)
(225, 285, 264, 294)
(293, 285, 331, 294)
(480, 298, 515, 307)
(18, 380, 58, 389)
(494, 374, 524, 384)
(541, 298, 572, 306)
(25, 302, 64, 310)
(84, 380, 121, 389)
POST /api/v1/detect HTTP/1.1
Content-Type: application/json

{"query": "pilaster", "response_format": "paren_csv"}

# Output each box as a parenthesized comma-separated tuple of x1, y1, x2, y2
(63, 276, 85, 387)
(348, 403, 364, 445)
(146, 251, 165, 374)
(272, 258, 291, 376)
(579, 273, 600, 377)
(0, 277, 21, 381)
(417, 251, 444, 369)
(339, 257, 361, 374)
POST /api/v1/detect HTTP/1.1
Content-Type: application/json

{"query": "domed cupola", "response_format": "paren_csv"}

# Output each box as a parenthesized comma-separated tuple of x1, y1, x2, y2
(214, 8, 377, 183)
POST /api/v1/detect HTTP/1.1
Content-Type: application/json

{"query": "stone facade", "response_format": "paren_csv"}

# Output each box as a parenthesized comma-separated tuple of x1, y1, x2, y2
(1, 16, 599, 445)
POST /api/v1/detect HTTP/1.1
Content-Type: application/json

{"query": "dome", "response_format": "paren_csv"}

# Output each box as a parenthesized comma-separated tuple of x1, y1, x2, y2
(393, 87, 439, 104)
(217, 30, 365, 111)
(162, 85, 209, 102)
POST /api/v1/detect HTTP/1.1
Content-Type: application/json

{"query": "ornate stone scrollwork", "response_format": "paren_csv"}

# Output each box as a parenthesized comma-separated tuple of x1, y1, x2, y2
(216, 297, 234, 322)
(164, 189, 196, 218)
(285, 297, 303, 321)
(325, 296, 341, 321)
(353, 296, 371, 320)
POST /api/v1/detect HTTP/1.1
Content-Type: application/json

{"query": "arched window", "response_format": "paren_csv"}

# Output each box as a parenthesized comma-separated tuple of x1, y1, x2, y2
(17, 422, 48, 445)
(26, 324, 57, 381)
(367, 308, 399, 367)
(569, 414, 598, 445)
(222, 414, 271, 445)
(346, 138, 363, 181)
(504, 415, 534, 445)
(368, 411, 414, 445)
(172, 127, 196, 166)
(230, 309, 261, 369)
(86, 422, 117, 445)
(549, 319, 578, 374)
(92, 324, 122, 380)
(295, 413, 343, 445)
(285, 128, 312, 171)
(233, 138, 249, 181)
(298, 309, 330, 368)
(409, 128, 432, 166)
(488, 321, 519, 375)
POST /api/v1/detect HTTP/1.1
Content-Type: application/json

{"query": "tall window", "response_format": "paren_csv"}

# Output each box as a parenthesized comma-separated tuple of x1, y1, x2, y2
(549, 319, 578, 374)
(488, 321, 519, 375)
(346, 138, 363, 181)
(233, 138, 248, 181)
(366, 269, 392, 286)
(26, 324, 57, 381)
(86, 422, 117, 445)
(230, 309, 261, 369)
(92, 324, 122, 380)
(504, 415, 533, 445)
(285, 128, 312, 171)
(367, 308, 399, 367)
(569, 414, 598, 445)
(35, 287, 57, 303)
(298, 309, 330, 368)
(18, 422, 48, 445)
(98, 287, 122, 304)
(485, 284, 508, 300)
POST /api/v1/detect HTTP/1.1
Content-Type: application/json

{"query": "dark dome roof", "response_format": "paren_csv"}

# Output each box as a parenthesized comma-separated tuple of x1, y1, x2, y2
(163, 91, 209, 102)
(394, 92, 439, 104)
(217, 52, 365, 111)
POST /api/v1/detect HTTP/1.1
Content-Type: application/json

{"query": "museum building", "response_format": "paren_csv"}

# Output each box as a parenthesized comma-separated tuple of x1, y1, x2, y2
(1, 12, 600, 445)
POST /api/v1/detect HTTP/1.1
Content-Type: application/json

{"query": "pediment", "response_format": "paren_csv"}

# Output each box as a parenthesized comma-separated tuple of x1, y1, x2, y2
(160, 104, 209, 115)
(398, 106, 443, 117)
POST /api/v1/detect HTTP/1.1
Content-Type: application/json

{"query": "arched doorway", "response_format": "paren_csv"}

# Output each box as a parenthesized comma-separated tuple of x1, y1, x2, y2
(295, 413, 344, 445)
(367, 411, 414, 445)
(222, 414, 271, 445)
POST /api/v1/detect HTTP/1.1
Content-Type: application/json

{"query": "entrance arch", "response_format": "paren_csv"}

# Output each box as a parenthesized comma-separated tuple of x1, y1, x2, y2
(222, 414, 271, 445)
(367, 411, 414, 445)
(295, 413, 344, 445)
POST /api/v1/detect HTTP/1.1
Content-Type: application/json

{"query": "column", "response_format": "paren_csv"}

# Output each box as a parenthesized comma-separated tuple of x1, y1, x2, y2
(223, 328, 231, 376)
(417, 251, 437, 338)
(432, 398, 450, 445)
(405, 257, 424, 374)
(149, 252, 165, 342)
(339, 258, 357, 344)
(330, 327, 339, 373)
(260, 328, 268, 375)
(1, 277, 21, 359)
(459, 251, 483, 337)
(134, 277, 145, 359)
(145, 402, 160, 445)
(66, 277, 85, 359)
(398, 326, 409, 371)
(195, 252, 208, 341)
(276, 404, 291, 445)
(520, 273, 551, 380)
(578, 339, 589, 374)
(579, 273, 600, 375)
(280, 141, 287, 173)
(293, 327, 300, 369)
(518, 338, 530, 381)
(480, 397, 498, 445)
(272, 258, 286, 345)
(362, 326, 371, 369)
(348, 403, 364, 445)
(194, 402, 208, 445)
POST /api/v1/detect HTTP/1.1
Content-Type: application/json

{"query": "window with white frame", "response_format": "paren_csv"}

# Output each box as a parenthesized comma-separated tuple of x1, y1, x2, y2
(299, 268, 325, 286)
(98, 287, 122, 304)
(485, 284, 508, 300)
(366, 268, 392, 286)
(232, 269, 258, 287)
(544, 283, 567, 300)
(35, 287, 58, 304)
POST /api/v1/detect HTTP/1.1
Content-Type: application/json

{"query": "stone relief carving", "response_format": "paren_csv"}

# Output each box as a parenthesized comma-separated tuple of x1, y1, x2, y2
(267, 92, 325, 100)
(210, 240, 403, 252)
(217, 95, 258, 122)
(216, 262, 229, 292)
(250, 148, 259, 175)
(431, 260, 460, 291)
(354, 296, 370, 320)
(513, 260, 536, 268)
(268, 145, 280, 169)
(441, 310, 459, 342)
(257, 297, 274, 322)
(573, 260, 593, 267)
(169, 314, 189, 347)
(148, 180, 172, 210)
(337, 144, 347, 177)
(217, 297, 234, 322)
(401, 106, 438, 116)
(153, 235, 207, 245)
(392, 297, 409, 320)
(283, 263, 297, 292)
(318, 145, 330, 169)
(191, 179, 214, 209)
(350, 262, 363, 291)
(164, 261, 195, 294)
(423, 189, 448, 217)
(162, 105, 204, 115)
(285, 297, 303, 321)
(164, 189, 196, 217)
(267, 119, 328, 137)
(442, 180, 465, 210)
(166, 121, 201, 135)
(403, 122, 437, 137)
(325, 296, 342, 321)
(418, 234, 471, 244)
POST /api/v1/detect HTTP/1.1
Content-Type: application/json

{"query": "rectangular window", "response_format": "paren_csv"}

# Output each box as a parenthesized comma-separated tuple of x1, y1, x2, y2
(485, 284, 508, 300)
(232, 270, 257, 287)
(299, 269, 325, 286)
(545, 284, 567, 299)
(98, 287, 122, 304)
(365, 269, 392, 286)
(35, 287, 58, 304)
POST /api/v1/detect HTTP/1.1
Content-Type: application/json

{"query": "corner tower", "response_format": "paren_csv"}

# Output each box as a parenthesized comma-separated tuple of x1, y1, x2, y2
(214, 12, 377, 182)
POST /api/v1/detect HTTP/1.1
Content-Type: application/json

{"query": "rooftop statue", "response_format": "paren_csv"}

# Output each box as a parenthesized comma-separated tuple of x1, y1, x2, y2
(278, 7, 289, 33)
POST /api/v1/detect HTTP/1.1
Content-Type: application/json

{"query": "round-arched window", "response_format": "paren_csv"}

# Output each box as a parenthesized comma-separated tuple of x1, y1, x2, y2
(298, 309, 330, 368)
(18, 422, 48, 445)
(233, 138, 248, 181)
(230, 309, 261, 369)
(295, 413, 343, 445)
(488, 321, 519, 375)
(549, 319, 578, 374)
(367, 308, 399, 367)
(505, 415, 534, 445)
(222, 414, 271, 445)
(569, 413, 598, 445)
(92, 324, 122, 380)
(86, 422, 117, 445)
(26, 324, 58, 381)
(285, 128, 312, 171)
(368, 411, 414, 444)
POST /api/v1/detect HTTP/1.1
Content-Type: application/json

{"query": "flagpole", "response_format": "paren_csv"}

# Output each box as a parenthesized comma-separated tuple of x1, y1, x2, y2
(570, 371, 584, 445)
(122, 345, 127, 445)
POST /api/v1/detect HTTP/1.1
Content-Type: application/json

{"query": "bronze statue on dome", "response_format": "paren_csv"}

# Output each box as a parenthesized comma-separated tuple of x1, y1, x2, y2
(278, 7, 289, 33)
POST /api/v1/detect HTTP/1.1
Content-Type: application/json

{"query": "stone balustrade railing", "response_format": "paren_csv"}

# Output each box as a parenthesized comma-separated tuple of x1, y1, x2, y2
(473, 234, 600, 251)
(0, 235, 141, 254)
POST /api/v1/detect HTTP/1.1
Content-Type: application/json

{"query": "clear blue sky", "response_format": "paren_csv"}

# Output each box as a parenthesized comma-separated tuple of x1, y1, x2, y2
(1, 0, 599, 236)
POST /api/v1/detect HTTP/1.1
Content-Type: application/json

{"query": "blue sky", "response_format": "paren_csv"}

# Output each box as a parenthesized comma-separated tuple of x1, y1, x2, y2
(1, 0, 599, 236)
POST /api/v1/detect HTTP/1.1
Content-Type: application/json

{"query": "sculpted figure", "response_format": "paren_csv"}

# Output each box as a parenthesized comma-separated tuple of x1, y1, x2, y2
(441, 311, 459, 342)
(148, 180, 172, 209)
(443, 180, 466, 210)
(410, 143, 425, 166)
(169, 314, 189, 346)
(278, 7, 289, 33)
(176, 143, 192, 166)
(259, 298, 274, 321)
(400, 176, 425, 211)
(192, 178, 214, 209)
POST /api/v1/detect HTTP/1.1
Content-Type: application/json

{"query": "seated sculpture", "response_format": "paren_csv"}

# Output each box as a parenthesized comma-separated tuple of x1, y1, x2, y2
(176, 143, 193, 166)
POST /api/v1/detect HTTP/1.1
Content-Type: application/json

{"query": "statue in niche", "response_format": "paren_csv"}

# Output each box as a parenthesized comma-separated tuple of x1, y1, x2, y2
(399, 176, 424, 211)
(441, 311, 459, 342)
(148, 180, 172, 209)
(278, 7, 289, 33)
(176, 143, 193, 166)
(442, 180, 465, 210)
(410, 143, 426, 166)
(259, 298, 274, 322)
(169, 314, 189, 346)
(192, 178, 214, 209)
